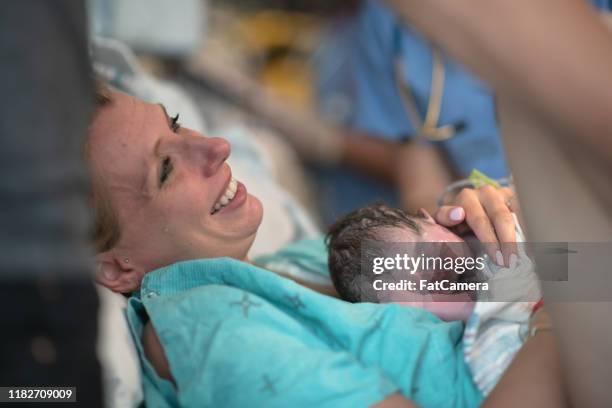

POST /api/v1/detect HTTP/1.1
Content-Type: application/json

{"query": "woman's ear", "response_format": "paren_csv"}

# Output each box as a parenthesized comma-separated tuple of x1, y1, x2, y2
(417, 208, 436, 224)
(94, 251, 145, 294)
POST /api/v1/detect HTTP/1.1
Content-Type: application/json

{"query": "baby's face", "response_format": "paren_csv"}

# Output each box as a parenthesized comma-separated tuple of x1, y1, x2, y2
(376, 210, 472, 280)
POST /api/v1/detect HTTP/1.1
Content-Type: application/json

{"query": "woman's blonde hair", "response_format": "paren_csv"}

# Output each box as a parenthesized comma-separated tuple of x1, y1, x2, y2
(87, 81, 121, 252)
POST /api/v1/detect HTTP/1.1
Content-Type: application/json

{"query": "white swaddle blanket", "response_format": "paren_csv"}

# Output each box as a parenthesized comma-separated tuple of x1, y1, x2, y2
(463, 214, 542, 396)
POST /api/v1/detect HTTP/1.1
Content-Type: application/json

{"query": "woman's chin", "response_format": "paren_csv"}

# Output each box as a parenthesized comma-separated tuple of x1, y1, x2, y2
(220, 193, 263, 234)
(246, 194, 264, 230)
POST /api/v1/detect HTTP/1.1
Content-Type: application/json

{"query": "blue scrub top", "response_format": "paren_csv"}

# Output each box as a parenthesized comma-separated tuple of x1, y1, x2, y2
(345, 0, 508, 178)
(591, 0, 612, 11)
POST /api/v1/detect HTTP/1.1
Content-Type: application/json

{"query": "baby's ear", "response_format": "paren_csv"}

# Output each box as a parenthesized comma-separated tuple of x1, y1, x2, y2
(417, 208, 436, 224)
(94, 252, 144, 294)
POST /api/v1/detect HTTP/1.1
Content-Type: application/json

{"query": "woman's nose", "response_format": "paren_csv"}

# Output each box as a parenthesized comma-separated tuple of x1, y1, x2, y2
(187, 136, 230, 177)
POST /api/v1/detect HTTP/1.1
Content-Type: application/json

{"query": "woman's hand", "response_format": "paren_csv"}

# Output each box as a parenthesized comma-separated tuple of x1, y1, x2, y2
(434, 186, 518, 266)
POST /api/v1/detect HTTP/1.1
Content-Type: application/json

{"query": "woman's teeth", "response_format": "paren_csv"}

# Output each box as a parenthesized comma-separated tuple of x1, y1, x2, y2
(212, 177, 237, 214)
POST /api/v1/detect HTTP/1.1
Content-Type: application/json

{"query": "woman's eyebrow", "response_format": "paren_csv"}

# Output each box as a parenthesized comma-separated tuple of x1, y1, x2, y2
(158, 103, 172, 129)
(152, 103, 172, 158)
(146, 104, 173, 193)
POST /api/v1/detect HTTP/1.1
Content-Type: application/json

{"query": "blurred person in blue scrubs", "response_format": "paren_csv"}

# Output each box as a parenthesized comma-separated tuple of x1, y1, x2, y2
(316, 0, 611, 222)
(315, 0, 508, 222)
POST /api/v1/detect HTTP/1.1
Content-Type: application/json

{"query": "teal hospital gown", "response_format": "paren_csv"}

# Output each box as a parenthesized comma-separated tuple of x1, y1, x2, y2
(127, 255, 482, 407)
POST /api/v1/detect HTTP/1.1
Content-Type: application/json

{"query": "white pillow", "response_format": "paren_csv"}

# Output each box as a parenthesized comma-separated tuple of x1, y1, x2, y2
(96, 285, 143, 408)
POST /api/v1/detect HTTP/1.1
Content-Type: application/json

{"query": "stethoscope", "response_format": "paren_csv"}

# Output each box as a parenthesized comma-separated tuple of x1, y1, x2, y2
(394, 31, 465, 142)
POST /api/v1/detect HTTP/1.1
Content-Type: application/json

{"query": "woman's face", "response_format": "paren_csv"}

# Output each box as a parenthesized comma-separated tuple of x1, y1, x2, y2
(89, 91, 263, 292)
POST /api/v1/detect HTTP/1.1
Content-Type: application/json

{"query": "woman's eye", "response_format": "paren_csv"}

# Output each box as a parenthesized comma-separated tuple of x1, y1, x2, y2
(160, 157, 173, 186)
(171, 114, 181, 133)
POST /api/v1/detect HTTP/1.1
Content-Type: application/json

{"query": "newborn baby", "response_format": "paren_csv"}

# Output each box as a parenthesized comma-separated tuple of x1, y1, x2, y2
(327, 203, 480, 322)
(327, 203, 542, 396)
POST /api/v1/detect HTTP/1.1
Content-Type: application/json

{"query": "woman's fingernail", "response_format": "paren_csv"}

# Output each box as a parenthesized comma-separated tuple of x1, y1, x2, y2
(509, 253, 518, 269)
(450, 207, 464, 221)
(495, 250, 504, 266)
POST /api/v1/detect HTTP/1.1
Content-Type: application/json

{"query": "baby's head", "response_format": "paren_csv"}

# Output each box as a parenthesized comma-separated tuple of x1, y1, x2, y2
(326, 203, 465, 303)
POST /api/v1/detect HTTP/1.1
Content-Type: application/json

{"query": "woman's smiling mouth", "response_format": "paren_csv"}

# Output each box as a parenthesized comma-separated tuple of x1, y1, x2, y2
(211, 176, 237, 214)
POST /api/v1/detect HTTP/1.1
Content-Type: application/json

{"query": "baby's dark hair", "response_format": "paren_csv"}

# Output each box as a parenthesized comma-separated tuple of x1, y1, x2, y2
(326, 203, 422, 302)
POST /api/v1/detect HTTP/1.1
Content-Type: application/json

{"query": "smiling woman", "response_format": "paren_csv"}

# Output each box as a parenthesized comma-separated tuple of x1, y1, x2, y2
(87, 87, 263, 293)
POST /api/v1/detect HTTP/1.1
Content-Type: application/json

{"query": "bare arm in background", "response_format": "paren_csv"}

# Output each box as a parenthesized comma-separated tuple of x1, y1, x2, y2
(385, 0, 612, 164)
(397, 142, 452, 214)
(340, 129, 398, 182)
(342, 133, 451, 213)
